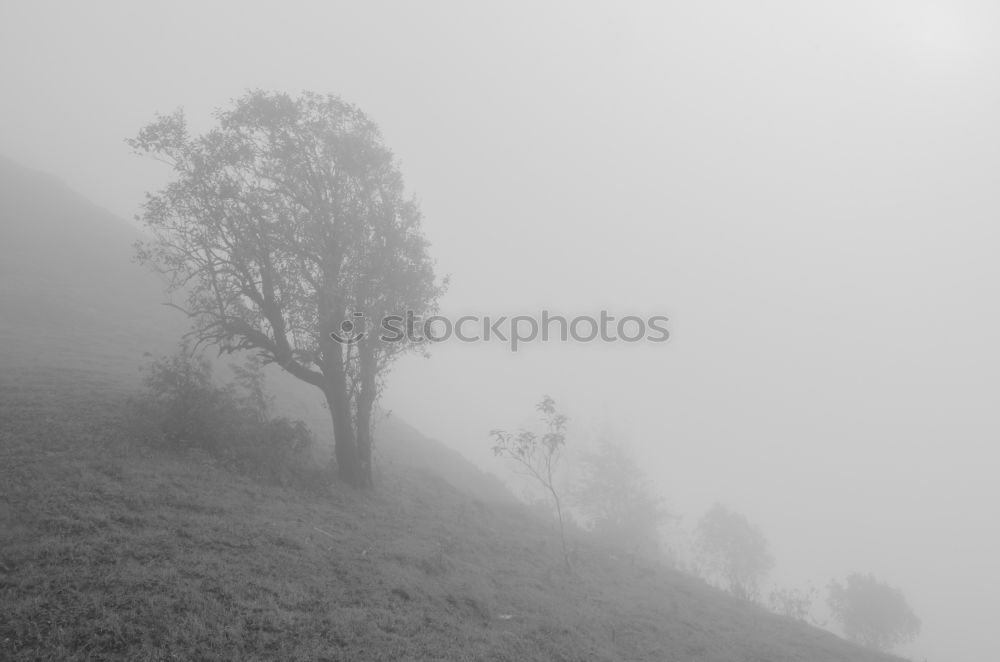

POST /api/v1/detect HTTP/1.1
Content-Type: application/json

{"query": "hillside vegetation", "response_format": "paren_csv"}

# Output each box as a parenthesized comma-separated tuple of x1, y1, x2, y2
(0, 155, 907, 660)
(0, 376, 907, 662)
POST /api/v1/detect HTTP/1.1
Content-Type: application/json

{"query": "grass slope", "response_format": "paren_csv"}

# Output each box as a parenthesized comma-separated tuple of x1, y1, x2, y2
(0, 154, 511, 504)
(0, 378, 906, 662)
(0, 154, 186, 390)
(1, 155, 908, 660)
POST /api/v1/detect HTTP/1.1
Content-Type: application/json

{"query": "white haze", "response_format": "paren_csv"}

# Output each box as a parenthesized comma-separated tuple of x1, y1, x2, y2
(3, 2, 998, 659)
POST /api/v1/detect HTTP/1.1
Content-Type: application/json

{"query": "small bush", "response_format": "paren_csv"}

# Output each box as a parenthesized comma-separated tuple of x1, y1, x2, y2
(127, 345, 313, 486)
(767, 585, 820, 624)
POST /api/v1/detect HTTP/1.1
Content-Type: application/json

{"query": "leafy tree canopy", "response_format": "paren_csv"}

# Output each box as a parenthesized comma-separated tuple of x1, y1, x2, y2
(574, 436, 670, 556)
(694, 503, 773, 601)
(828, 573, 921, 651)
(130, 90, 444, 487)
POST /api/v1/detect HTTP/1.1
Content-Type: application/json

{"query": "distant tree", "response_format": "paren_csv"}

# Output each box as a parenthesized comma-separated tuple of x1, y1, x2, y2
(491, 396, 571, 569)
(827, 573, 921, 652)
(129, 90, 444, 487)
(574, 436, 670, 558)
(694, 503, 773, 601)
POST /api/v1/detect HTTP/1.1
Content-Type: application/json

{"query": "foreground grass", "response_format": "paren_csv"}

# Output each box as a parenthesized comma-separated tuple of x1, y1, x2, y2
(0, 382, 905, 662)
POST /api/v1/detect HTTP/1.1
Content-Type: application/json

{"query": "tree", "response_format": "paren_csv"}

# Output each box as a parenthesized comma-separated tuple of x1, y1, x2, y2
(694, 503, 773, 601)
(574, 436, 670, 558)
(491, 395, 571, 569)
(129, 90, 443, 487)
(827, 573, 921, 652)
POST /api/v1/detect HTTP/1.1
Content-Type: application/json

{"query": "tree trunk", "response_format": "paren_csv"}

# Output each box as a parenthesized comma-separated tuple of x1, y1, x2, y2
(355, 398, 374, 488)
(319, 307, 361, 486)
(550, 486, 572, 570)
(324, 384, 358, 485)
(320, 335, 359, 486)
(354, 342, 377, 488)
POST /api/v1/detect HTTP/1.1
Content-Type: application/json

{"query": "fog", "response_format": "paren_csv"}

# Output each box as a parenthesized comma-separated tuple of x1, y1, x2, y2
(3, 2, 998, 659)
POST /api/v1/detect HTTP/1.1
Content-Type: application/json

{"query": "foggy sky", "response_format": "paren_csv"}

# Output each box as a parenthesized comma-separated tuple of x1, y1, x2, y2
(3, 2, 998, 659)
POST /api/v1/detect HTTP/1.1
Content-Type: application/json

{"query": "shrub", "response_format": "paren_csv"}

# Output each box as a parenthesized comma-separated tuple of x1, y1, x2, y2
(128, 345, 313, 485)
(767, 585, 820, 623)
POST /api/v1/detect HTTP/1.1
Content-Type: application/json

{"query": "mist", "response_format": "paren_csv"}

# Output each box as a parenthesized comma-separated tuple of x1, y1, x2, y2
(3, 2, 998, 659)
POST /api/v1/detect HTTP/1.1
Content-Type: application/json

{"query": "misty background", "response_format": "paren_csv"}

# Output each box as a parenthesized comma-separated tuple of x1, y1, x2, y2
(3, 2, 998, 660)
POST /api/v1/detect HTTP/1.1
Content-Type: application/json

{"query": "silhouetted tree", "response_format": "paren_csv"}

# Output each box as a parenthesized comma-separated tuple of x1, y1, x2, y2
(491, 396, 571, 569)
(130, 90, 444, 487)
(694, 503, 773, 601)
(828, 573, 921, 652)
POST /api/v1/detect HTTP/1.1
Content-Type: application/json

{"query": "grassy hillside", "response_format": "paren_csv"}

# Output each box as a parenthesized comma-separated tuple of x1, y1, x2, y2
(0, 155, 511, 503)
(0, 156, 908, 660)
(0, 379, 905, 662)
(0, 154, 185, 390)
